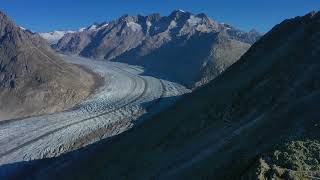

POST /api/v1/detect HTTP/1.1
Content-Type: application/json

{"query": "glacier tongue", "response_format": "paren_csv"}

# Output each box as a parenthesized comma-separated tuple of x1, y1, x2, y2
(0, 54, 190, 165)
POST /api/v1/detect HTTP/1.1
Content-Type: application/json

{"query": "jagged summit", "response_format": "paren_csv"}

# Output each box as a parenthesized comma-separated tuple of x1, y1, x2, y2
(0, 11, 8, 20)
(142, 12, 161, 20)
(169, 9, 190, 17)
(0, 10, 19, 33)
(55, 10, 261, 87)
(305, 10, 319, 18)
(56, 9, 260, 55)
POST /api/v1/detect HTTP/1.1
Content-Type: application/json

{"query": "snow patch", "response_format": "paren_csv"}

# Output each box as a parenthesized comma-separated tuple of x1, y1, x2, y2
(98, 23, 109, 30)
(126, 22, 142, 32)
(88, 25, 97, 31)
(188, 15, 202, 26)
(40, 31, 75, 45)
(196, 24, 209, 32)
(169, 20, 177, 29)
(79, 27, 86, 32)
(80, 23, 109, 32)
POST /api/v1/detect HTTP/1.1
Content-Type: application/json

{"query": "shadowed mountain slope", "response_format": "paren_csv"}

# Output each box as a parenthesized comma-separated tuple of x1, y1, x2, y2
(29, 11, 320, 180)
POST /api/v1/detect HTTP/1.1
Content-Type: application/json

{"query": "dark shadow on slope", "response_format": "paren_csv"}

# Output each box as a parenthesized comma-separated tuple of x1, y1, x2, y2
(134, 94, 186, 127)
(114, 32, 219, 88)
(2, 91, 320, 180)
(0, 94, 185, 180)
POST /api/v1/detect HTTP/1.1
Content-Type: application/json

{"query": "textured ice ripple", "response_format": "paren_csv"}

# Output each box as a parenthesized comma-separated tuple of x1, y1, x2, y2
(0, 55, 190, 165)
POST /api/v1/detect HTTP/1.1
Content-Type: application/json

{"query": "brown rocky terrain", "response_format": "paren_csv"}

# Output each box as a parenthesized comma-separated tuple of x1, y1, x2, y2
(0, 11, 97, 120)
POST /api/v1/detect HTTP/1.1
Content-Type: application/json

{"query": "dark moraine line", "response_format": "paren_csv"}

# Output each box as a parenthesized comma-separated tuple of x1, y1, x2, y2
(67, 78, 166, 151)
(0, 67, 149, 159)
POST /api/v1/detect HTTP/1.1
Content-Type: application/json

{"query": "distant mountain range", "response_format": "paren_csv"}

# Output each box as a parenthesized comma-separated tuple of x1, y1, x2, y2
(39, 31, 75, 45)
(39, 24, 108, 45)
(39, 11, 320, 180)
(0, 11, 95, 120)
(52, 10, 261, 87)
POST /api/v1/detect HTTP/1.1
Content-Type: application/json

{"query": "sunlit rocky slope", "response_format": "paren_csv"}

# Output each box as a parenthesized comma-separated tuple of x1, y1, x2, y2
(0, 11, 95, 120)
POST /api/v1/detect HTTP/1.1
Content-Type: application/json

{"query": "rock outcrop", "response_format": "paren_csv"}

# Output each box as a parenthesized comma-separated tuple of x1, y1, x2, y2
(0, 11, 96, 120)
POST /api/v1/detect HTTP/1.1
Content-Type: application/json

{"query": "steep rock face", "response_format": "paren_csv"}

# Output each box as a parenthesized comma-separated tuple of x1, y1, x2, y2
(36, 11, 320, 180)
(55, 31, 92, 54)
(0, 11, 96, 120)
(56, 10, 260, 87)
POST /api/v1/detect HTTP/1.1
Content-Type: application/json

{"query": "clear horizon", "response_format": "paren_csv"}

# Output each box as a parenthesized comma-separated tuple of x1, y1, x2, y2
(1, 0, 319, 33)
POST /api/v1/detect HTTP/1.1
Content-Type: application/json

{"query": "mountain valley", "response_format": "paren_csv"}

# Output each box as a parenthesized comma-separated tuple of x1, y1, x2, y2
(0, 6, 319, 180)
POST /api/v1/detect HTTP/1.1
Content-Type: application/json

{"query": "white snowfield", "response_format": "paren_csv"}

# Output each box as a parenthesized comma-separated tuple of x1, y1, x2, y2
(39, 31, 75, 45)
(0, 55, 190, 165)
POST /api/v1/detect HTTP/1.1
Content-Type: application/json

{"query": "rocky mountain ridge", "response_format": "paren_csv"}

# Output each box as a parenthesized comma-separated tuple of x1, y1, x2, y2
(56, 10, 261, 87)
(0, 11, 96, 120)
(39, 30, 75, 45)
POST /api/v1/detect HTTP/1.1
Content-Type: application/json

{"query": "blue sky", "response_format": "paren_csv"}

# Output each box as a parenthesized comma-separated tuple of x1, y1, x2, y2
(1, 0, 319, 33)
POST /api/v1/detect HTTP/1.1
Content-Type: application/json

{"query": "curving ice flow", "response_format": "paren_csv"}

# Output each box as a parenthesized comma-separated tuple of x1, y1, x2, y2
(0, 55, 190, 165)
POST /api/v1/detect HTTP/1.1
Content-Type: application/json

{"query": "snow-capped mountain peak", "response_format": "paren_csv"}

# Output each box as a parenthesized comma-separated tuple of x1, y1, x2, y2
(79, 22, 109, 32)
(39, 30, 75, 45)
(79, 27, 86, 32)
(88, 24, 97, 31)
